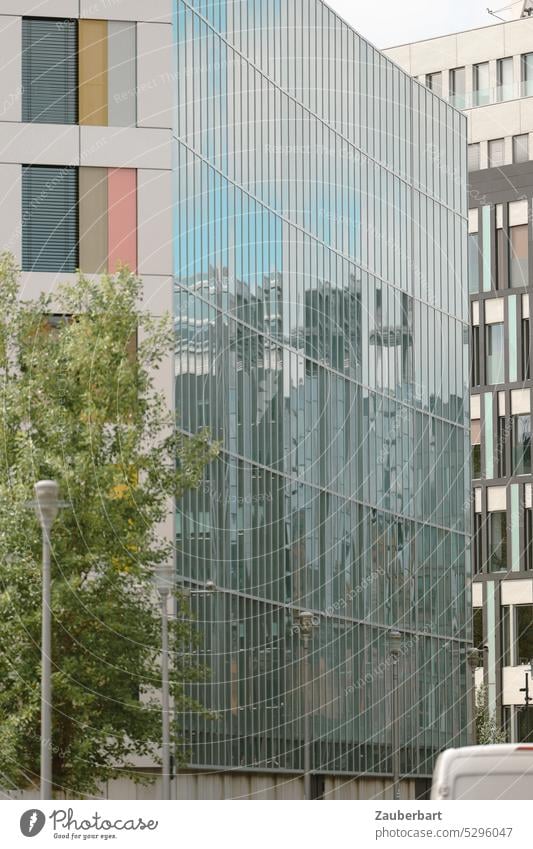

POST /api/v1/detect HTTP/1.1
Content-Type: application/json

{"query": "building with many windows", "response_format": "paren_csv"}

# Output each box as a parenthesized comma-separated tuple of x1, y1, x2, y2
(385, 8, 533, 745)
(174, 0, 470, 799)
(0, 0, 470, 800)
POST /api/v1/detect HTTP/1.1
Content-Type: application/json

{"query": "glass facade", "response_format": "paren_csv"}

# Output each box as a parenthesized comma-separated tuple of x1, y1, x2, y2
(173, 0, 469, 779)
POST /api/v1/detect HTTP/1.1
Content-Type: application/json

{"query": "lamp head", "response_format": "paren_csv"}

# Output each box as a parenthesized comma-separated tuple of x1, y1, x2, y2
(389, 629, 402, 657)
(34, 480, 60, 531)
(154, 564, 175, 596)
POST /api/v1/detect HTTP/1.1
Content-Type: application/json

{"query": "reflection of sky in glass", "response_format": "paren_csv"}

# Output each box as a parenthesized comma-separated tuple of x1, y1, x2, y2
(172, 0, 470, 780)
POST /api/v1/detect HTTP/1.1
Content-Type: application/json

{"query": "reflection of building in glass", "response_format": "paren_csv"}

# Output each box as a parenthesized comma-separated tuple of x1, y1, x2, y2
(175, 0, 469, 798)
(386, 8, 533, 746)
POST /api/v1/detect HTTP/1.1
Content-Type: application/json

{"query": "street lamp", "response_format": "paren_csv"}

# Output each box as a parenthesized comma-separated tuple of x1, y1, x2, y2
(466, 647, 481, 745)
(389, 630, 402, 801)
(29, 481, 67, 800)
(154, 563, 175, 801)
(298, 610, 316, 801)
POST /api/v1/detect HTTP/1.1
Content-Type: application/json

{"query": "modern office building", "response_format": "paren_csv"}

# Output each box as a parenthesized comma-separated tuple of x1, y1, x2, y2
(385, 8, 533, 744)
(174, 0, 470, 799)
(0, 0, 470, 800)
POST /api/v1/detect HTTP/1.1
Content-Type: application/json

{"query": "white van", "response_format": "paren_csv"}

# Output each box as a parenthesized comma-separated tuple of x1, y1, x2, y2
(431, 744, 533, 799)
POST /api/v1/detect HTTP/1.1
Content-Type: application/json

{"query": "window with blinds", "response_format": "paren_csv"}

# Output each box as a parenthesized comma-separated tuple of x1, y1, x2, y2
(22, 17, 77, 124)
(22, 165, 78, 272)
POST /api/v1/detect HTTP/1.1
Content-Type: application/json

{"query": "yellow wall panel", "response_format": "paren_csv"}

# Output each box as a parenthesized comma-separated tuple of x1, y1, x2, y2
(79, 20, 108, 126)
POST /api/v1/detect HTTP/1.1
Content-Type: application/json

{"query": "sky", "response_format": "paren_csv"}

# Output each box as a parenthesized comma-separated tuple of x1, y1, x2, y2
(325, 0, 524, 48)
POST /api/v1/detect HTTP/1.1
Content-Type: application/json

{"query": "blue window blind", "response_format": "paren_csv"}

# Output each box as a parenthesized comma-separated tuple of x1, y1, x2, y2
(22, 18, 77, 124)
(22, 166, 79, 272)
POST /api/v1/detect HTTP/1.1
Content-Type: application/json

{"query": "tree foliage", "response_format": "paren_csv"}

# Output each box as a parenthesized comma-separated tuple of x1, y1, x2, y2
(474, 684, 507, 745)
(0, 255, 218, 797)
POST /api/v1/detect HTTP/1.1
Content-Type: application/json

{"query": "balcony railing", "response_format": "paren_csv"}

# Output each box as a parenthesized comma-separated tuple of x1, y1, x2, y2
(448, 81, 533, 110)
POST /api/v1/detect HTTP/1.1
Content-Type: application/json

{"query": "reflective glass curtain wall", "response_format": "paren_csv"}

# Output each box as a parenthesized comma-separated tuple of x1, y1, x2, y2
(173, 0, 469, 780)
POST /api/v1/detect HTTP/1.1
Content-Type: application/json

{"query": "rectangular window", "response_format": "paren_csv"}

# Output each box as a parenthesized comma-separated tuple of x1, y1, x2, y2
(497, 415, 507, 478)
(496, 229, 506, 289)
(486, 323, 505, 384)
(473, 62, 490, 105)
(468, 143, 480, 172)
(522, 318, 531, 381)
(471, 324, 481, 386)
(512, 414, 531, 475)
(509, 224, 528, 288)
(497, 57, 513, 101)
(501, 605, 511, 666)
(525, 507, 533, 571)
(22, 17, 77, 124)
(488, 510, 507, 572)
(473, 607, 484, 651)
(468, 233, 480, 291)
(518, 707, 533, 743)
(516, 605, 533, 664)
(522, 52, 533, 97)
(513, 134, 529, 164)
(426, 71, 442, 96)
(450, 67, 465, 108)
(472, 418, 481, 479)
(488, 138, 505, 169)
(22, 165, 78, 272)
(473, 512, 483, 575)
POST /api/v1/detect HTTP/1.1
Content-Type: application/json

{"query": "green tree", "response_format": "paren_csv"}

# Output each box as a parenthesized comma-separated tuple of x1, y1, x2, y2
(475, 684, 507, 744)
(0, 254, 218, 797)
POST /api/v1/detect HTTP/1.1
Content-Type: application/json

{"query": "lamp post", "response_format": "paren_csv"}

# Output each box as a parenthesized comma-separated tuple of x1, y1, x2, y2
(154, 563, 175, 801)
(466, 647, 481, 745)
(32, 481, 62, 800)
(298, 611, 316, 801)
(389, 630, 402, 801)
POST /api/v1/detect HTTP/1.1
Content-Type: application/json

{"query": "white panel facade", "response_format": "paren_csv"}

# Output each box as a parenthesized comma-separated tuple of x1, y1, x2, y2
(501, 579, 533, 605)
(0, 16, 22, 123)
(0, 123, 78, 166)
(137, 169, 172, 276)
(137, 23, 173, 129)
(1, 1, 78, 16)
(0, 163, 21, 261)
(80, 126, 172, 169)
(80, 0, 172, 23)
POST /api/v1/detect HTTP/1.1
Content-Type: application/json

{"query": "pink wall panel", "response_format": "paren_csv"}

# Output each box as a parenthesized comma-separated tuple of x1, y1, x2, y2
(107, 168, 137, 273)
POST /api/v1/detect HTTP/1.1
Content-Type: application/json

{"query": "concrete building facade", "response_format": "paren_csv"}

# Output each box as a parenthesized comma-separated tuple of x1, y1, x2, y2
(386, 10, 533, 744)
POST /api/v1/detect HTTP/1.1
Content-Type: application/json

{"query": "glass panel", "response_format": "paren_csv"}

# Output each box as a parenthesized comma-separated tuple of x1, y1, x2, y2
(512, 414, 531, 475)
(501, 606, 510, 665)
(468, 233, 480, 292)
(488, 510, 507, 572)
(486, 323, 505, 384)
(473, 607, 484, 652)
(518, 706, 533, 742)
(509, 224, 528, 288)
(426, 71, 442, 96)
(450, 66, 465, 108)
(472, 418, 481, 478)
(513, 134, 529, 164)
(516, 605, 533, 664)
(468, 143, 480, 172)
(497, 57, 513, 101)
(473, 62, 490, 105)
(522, 53, 533, 97)
(488, 138, 505, 169)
